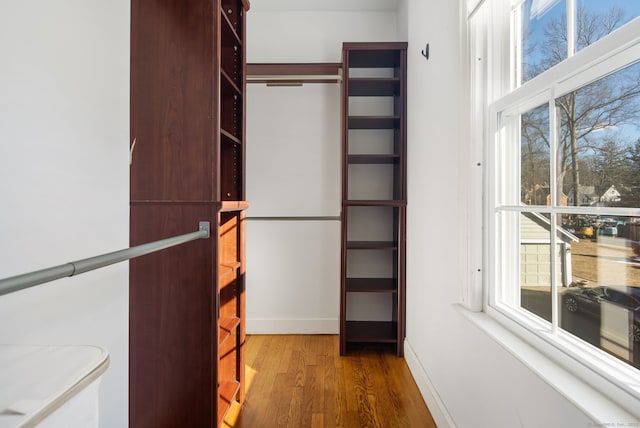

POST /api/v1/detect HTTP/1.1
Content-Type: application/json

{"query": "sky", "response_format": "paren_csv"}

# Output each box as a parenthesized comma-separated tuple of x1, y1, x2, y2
(527, 0, 640, 33)
(523, 0, 640, 80)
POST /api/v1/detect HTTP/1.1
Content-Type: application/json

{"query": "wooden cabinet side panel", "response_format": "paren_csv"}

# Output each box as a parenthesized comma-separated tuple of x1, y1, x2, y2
(129, 204, 216, 427)
(130, 0, 218, 202)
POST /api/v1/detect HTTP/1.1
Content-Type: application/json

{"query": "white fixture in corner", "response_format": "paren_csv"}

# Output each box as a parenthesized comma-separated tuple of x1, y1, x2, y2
(0, 345, 109, 428)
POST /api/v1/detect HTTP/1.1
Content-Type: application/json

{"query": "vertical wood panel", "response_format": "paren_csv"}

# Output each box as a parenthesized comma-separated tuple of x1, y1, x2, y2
(130, 0, 215, 202)
(129, 204, 216, 427)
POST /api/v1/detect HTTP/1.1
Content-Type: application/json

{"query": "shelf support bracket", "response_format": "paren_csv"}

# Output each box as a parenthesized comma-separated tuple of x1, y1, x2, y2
(199, 221, 211, 239)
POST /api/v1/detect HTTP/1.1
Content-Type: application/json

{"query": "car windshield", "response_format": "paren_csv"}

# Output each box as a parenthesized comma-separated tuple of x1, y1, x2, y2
(587, 287, 606, 298)
(602, 288, 640, 309)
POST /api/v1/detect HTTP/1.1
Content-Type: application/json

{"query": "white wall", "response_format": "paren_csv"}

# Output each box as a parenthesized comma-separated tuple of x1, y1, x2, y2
(247, 10, 399, 63)
(0, 2, 129, 427)
(246, 83, 341, 333)
(396, 0, 408, 41)
(403, 0, 592, 427)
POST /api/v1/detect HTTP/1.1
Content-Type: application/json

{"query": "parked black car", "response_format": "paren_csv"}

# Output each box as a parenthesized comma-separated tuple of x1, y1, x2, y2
(562, 286, 640, 342)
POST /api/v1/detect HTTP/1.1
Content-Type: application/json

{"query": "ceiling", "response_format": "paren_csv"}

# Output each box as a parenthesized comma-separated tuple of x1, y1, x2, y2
(250, 0, 401, 12)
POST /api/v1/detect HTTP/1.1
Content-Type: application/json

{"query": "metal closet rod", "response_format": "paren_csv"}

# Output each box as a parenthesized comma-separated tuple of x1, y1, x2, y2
(0, 221, 211, 297)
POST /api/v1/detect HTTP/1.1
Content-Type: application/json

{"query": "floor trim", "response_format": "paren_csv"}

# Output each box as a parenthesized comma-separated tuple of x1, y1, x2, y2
(404, 338, 457, 428)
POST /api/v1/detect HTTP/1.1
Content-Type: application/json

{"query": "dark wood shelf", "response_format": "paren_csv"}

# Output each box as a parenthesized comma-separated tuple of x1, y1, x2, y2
(220, 6, 243, 92)
(218, 200, 250, 212)
(348, 154, 399, 164)
(218, 262, 241, 282)
(219, 316, 241, 344)
(346, 321, 398, 343)
(346, 278, 397, 293)
(348, 116, 400, 130)
(348, 78, 400, 96)
(347, 47, 403, 68)
(221, 10, 242, 46)
(247, 63, 341, 84)
(347, 241, 397, 250)
(221, 128, 242, 145)
(221, 69, 242, 96)
(217, 380, 241, 425)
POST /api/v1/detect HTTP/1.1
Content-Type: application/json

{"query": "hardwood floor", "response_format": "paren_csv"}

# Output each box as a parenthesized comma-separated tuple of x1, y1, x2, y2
(222, 335, 436, 428)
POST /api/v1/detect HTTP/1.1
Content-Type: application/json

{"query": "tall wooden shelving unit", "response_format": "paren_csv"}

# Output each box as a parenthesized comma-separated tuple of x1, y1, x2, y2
(340, 42, 407, 357)
(129, 0, 249, 426)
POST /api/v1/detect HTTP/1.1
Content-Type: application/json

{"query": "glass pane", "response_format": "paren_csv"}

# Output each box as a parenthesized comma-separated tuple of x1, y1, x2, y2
(560, 215, 640, 369)
(577, 1, 640, 51)
(520, 212, 553, 322)
(555, 61, 640, 208)
(520, 1, 640, 84)
(521, 104, 551, 205)
(520, 0, 567, 83)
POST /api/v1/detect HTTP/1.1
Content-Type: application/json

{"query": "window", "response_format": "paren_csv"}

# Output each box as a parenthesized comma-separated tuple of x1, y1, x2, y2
(515, 0, 640, 84)
(475, 0, 640, 411)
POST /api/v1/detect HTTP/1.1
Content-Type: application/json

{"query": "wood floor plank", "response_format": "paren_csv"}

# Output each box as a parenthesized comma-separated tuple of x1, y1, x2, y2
(276, 335, 294, 374)
(231, 335, 436, 428)
(324, 348, 346, 427)
(362, 351, 398, 426)
(242, 335, 284, 425)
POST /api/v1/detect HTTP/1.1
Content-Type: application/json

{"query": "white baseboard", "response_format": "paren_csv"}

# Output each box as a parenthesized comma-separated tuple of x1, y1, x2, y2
(246, 318, 339, 334)
(404, 338, 457, 428)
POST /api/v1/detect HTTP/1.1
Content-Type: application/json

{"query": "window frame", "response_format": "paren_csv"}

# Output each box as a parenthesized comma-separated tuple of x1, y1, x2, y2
(475, 0, 640, 417)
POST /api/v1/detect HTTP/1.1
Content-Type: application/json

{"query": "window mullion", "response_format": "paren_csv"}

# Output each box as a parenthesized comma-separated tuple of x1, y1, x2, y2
(549, 96, 559, 335)
(567, 0, 576, 58)
(513, 2, 522, 88)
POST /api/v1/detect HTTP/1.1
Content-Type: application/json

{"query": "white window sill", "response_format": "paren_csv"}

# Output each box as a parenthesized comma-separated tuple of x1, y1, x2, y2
(455, 304, 640, 425)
